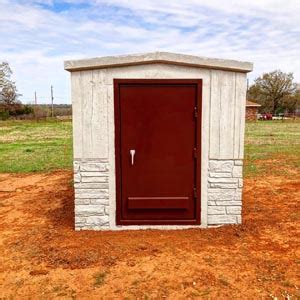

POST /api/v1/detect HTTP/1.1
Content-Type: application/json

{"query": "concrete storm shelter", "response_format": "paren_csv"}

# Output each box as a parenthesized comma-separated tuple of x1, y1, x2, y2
(64, 52, 253, 231)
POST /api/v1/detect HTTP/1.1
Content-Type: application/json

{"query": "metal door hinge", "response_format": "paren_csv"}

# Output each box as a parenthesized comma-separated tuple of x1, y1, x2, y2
(194, 107, 198, 119)
(193, 148, 197, 159)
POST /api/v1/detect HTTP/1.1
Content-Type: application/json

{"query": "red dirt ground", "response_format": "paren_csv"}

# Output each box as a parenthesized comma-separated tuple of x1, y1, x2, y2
(0, 170, 299, 299)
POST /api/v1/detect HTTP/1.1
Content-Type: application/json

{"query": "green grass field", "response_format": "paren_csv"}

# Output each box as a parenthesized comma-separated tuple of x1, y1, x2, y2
(244, 120, 300, 176)
(0, 120, 72, 173)
(0, 119, 299, 176)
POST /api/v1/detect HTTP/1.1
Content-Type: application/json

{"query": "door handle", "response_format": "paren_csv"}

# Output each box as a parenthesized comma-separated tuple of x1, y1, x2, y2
(130, 149, 136, 165)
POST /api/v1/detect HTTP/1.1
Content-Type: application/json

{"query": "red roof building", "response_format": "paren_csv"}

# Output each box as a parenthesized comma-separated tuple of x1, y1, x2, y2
(246, 100, 261, 121)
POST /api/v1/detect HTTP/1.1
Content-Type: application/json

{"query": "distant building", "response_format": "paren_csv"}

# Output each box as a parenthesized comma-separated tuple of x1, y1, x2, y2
(246, 100, 261, 121)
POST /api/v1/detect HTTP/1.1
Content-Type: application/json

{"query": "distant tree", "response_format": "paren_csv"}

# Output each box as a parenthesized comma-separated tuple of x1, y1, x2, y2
(0, 62, 12, 87)
(1, 84, 20, 107)
(247, 70, 297, 114)
(0, 62, 21, 112)
(283, 90, 300, 113)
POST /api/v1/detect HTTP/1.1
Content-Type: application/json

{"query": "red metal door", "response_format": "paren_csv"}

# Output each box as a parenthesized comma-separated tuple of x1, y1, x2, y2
(114, 79, 201, 225)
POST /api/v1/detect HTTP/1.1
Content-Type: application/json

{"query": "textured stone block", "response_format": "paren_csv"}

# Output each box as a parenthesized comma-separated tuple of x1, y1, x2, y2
(208, 206, 226, 215)
(75, 205, 105, 216)
(208, 189, 235, 201)
(90, 199, 109, 205)
(74, 161, 80, 172)
(76, 188, 109, 195)
(82, 224, 109, 230)
(215, 201, 242, 206)
(209, 183, 238, 189)
(75, 216, 86, 223)
(81, 172, 108, 177)
(209, 160, 233, 173)
(208, 201, 216, 206)
(81, 176, 108, 183)
(208, 215, 238, 225)
(235, 190, 242, 200)
(226, 206, 242, 215)
(208, 178, 238, 183)
(74, 173, 81, 183)
(104, 206, 109, 215)
(80, 163, 109, 172)
(209, 172, 232, 178)
(238, 179, 243, 188)
(75, 198, 90, 205)
(86, 216, 109, 226)
(74, 183, 109, 189)
(75, 192, 108, 199)
(233, 166, 243, 178)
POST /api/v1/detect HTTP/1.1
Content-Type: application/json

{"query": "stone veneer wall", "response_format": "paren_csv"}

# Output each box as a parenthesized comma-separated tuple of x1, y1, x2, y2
(74, 160, 110, 230)
(208, 159, 243, 225)
(73, 158, 243, 229)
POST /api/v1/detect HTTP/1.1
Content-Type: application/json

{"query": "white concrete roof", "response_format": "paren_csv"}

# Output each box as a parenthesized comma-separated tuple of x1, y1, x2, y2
(64, 51, 253, 73)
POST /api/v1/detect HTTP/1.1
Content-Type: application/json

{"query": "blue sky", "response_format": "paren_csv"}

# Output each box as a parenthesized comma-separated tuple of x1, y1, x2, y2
(0, 0, 299, 104)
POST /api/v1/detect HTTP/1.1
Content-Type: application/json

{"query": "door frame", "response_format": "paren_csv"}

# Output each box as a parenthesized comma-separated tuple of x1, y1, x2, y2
(114, 79, 202, 225)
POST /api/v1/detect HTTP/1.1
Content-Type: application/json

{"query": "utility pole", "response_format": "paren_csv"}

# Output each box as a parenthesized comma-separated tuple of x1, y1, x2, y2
(51, 85, 54, 117)
(34, 91, 37, 105)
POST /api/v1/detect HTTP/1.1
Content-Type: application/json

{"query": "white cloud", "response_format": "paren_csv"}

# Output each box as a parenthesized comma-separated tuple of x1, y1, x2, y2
(0, 0, 299, 103)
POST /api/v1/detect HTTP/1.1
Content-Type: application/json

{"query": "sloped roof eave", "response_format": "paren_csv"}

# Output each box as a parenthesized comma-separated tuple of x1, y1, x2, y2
(64, 51, 253, 73)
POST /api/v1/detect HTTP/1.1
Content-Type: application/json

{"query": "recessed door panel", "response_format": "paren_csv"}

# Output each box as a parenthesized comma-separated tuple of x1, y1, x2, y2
(114, 79, 201, 225)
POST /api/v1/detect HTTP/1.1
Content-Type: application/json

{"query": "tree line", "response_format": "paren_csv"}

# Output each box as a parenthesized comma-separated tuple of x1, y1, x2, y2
(1, 62, 300, 120)
(0, 62, 72, 120)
